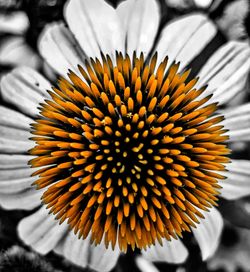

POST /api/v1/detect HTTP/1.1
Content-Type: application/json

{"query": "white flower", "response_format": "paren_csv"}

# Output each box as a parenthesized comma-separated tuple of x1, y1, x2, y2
(0, 0, 250, 271)
(0, 11, 40, 69)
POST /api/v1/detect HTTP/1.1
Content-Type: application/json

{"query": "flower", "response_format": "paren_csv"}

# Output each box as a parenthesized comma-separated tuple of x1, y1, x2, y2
(0, 0, 250, 271)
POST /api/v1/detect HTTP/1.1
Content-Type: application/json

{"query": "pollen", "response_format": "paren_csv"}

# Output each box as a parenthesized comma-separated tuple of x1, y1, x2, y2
(29, 52, 230, 252)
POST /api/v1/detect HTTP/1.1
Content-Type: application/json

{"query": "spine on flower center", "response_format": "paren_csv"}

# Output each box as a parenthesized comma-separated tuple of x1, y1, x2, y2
(29, 52, 230, 252)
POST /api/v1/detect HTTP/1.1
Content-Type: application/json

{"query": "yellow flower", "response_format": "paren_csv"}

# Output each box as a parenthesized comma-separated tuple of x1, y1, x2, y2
(0, 0, 250, 271)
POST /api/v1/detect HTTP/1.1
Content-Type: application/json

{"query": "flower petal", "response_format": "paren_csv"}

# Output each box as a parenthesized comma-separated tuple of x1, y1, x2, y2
(0, 154, 33, 169)
(197, 41, 250, 105)
(54, 231, 89, 266)
(0, 152, 35, 194)
(0, 36, 40, 68)
(54, 232, 120, 271)
(220, 159, 250, 200)
(117, 0, 160, 57)
(0, 125, 30, 141)
(155, 13, 217, 70)
(0, 160, 36, 194)
(0, 176, 36, 194)
(192, 207, 223, 260)
(220, 103, 250, 142)
(0, 106, 33, 130)
(0, 139, 32, 154)
(0, 67, 50, 117)
(38, 22, 85, 77)
(0, 124, 33, 153)
(0, 11, 29, 34)
(64, 0, 125, 59)
(18, 206, 68, 255)
(135, 256, 160, 272)
(89, 239, 120, 272)
(0, 188, 43, 210)
(141, 238, 188, 264)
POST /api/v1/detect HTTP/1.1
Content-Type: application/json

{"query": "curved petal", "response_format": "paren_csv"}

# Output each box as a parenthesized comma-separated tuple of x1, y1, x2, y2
(0, 188, 43, 210)
(220, 103, 250, 142)
(154, 13, 217, 71)
(192, 207, 223, 260)
(0, 36, 40, 68)
(197, 41, 250, 105)
(38, 22, 85, 77)
(0, 67, 51, 117)
(54, 231, 120, 271)
(0, 106, 32, 130)
(141, 238, 188, 264)
(117, 0, 160, 57)
(220, 159, 250, 200)
(18, 206, 68, 255)
(64, 0, 125, 60)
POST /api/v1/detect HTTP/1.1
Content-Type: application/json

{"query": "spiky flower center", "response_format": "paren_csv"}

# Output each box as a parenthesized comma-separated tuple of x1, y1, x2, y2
(30, 52, 229, 252)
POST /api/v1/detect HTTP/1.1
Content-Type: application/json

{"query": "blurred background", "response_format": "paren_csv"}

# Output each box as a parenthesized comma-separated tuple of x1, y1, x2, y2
(0, 0, 250, 271)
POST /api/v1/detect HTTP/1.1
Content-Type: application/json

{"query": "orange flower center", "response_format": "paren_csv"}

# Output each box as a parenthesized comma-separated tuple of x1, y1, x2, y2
(29, 52, 230, 252)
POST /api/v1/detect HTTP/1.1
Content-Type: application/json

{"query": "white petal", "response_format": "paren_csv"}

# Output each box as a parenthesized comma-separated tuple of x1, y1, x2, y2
(38, 22, 85, 77)
(135, 256, 160, 272)
(141, 238, 188, 264)
(0, 176, 36, 194)
(0, 125, 30, 141)
(194, 0, 213, 8)
(0, 154, 34, 169)
(0, 67, 51, 117)
(0, 163, 35, 194)
(89, 240, 120, 272)
(18, 206, 68, 255)
(155, 13, 217, 71)
(197, 41, 250, 105)
(192, 207, 223, 260)
(0, 11, 29, 34)
(0, 36, 40, 68)
(220, 159, 250, 200)
(54, 231, 88, 266)
(220, 103, 250, 142)
(0, 125, 33, 153)
(54, 232, 120, 271)
(64, 0, 125, 59)
(0, 167, 33, 179)
(0, 188, 43, 210)
(0, 106, 33, 130)
(0, 137, 33, 153)
(117, 0, 160, 57)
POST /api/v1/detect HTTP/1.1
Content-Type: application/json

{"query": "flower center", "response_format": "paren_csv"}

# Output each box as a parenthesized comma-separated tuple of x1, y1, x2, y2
(29, 52, 230, 252)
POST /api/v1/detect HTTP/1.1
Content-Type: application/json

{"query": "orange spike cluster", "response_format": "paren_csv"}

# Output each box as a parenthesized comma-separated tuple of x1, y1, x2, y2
(29, 52, 230, 252)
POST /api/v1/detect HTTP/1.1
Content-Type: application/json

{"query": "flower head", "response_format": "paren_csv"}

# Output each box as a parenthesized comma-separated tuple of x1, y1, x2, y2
(29, 52, 229, 251)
